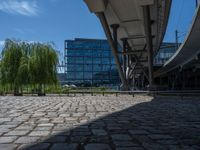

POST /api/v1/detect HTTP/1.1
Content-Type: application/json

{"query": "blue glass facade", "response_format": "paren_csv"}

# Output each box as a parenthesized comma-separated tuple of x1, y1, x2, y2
(154, 42, 177, 65)
(64, 38, 120, 86)
(62, 40, 176, 86)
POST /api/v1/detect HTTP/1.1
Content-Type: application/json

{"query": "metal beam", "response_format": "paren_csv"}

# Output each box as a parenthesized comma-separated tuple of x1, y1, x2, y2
(97, 12, 129, 90)
(120, 19, 141, 24)
(121, 38, 127, 76)
(126, 35, 146, 40)
(130, 44, 146, 47)
(125, 35, 155, 40)
(118, 50, 147, 55)
(143, 5, 154, 88)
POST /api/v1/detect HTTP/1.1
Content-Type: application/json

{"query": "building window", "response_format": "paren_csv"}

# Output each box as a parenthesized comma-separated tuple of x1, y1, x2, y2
(64, 38, 120, 86)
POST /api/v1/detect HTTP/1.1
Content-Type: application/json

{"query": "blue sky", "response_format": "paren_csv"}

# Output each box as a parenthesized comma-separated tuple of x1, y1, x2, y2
(0, 0, 197, 58)
(164, 0, 197, 42)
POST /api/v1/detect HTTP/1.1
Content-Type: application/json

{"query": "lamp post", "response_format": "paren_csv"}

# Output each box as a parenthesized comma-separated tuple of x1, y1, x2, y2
(175, 30, 178, 50)
(196, 0, 198, 8)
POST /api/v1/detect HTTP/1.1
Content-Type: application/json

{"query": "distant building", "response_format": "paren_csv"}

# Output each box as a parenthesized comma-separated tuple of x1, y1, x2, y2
(57, 73, 66, 85)
(154, 42, 177, 65)
(58, 40, 176, 87)
(63, 38, 120, 87)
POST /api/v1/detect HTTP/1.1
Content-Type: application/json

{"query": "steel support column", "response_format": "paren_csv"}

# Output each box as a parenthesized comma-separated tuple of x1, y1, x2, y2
(121, 38, 127, 77)
(97, 12, 129, 90)
(143, 5, 154, 88)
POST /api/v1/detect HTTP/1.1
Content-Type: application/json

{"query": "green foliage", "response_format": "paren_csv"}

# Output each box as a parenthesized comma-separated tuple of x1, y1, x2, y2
(29, 43, 58, 93)
(0, 39, 59, 95)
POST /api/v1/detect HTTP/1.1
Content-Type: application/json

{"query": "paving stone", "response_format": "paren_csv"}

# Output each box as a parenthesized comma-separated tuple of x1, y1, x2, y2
(88, 135, 110, 143)
(0, 125, 17, 129)
(116, 148, 144, 150)
(5, 130, 29, 136)
(142, 142, 167, 150)
(0, 144, 17, 150)
(113, 141, 139, 147)
(20, 143, 50, 150)
(50, 143, 78, 150)
(51, 117, 65, 122)
(34, 126, 52, 131)
(65, 117, 78, 121)
(84, 143, 111, 150)
(37, 118, 50, 123)
(70, 136, 88, 142)
(32, 113, 45, 117)
(14, 136, 40, 144)
(0, 136, 17, 143)
(37, 123, 54, 127)
(111, 134, 132, 141)
(59, 114, 70, 117)
(157, 139, 178, 145)
(0, 118, 11, 122)
(0, 95, 200, 149)
(129, 130, 149, 135)
(29, 131, 50, 136)
(45, 135, 67, 143)
(92, 129, 107, 136)
(72, 131, 91, 136)
(148, 134, 174, 140)
(51, 130, 71, 136)
(15, 125, 34, 130)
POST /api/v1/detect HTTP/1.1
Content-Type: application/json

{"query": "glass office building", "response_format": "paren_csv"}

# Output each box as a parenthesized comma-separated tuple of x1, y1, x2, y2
(64, 38, 120, 86)
(154, 42, 177, 65)
(62, 39, 176, 86)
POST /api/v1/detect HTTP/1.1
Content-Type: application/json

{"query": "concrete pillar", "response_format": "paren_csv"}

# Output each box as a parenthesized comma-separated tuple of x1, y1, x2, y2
(143, 6, 154, 89)
(97, 13, 129, 90)
(111, 24, 129, 90)
(121, 38, 127, 77)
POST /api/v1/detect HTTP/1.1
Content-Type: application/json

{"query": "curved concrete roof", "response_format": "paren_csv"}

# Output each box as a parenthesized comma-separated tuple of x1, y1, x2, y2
(155, 5, 200, 77)
(84, 0, 171, 64)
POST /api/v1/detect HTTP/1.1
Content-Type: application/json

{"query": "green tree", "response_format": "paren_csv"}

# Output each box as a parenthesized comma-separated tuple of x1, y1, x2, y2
(1, 39, 24, 95)
(29, 43, 58, 95)
(16, 42, 31, 94)
(0, 39, 58, 96)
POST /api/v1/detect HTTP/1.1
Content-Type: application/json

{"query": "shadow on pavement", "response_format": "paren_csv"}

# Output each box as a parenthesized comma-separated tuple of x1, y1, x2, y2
(22, 96, 200, 150)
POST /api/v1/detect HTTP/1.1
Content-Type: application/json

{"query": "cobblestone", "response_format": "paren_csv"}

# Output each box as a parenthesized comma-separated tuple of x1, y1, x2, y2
(50, 143, 77, 150)
(0, 144, 18, 150)
(0, 136, 17, 143)
(29, 131, 50, 136)
(0, 95, 199, 149)
(84, 143, 111, 150)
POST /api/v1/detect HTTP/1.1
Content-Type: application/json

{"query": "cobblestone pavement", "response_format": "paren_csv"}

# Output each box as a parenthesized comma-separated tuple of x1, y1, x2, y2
(0, 95, 200, 150)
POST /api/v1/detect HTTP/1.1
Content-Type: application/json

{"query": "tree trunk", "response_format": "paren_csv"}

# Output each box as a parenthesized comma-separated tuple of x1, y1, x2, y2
(44, 84, 46, 95)
(38, 84, 45, 96)
(21, 86, 23, 95)
(14, 85, 22, 96)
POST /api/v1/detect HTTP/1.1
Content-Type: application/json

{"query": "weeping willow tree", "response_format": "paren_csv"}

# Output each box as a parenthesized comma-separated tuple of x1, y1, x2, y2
(0, 39, 58, 96)
(1, 40, 25, 95)
(16, 42, 31, 94)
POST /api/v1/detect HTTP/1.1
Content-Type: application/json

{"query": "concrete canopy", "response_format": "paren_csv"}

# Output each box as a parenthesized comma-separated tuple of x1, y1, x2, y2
(84, 0, 171, 89)
(84, 0, 171, 67)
